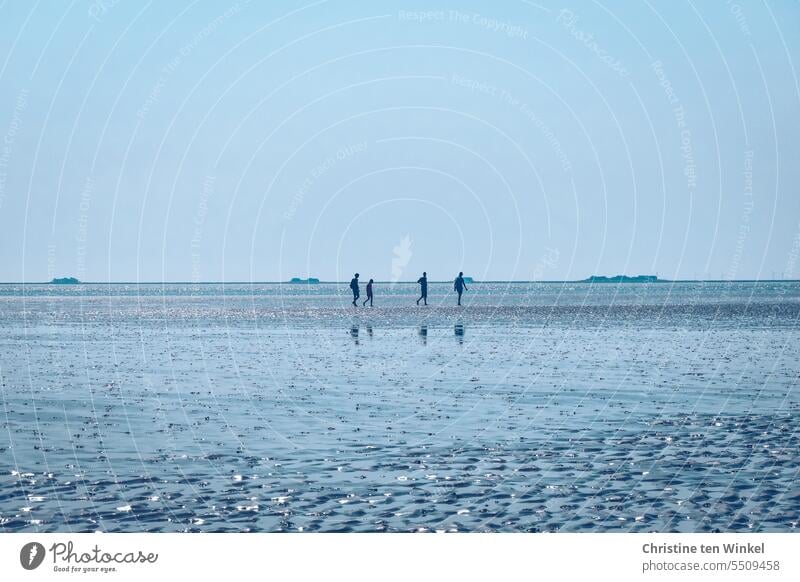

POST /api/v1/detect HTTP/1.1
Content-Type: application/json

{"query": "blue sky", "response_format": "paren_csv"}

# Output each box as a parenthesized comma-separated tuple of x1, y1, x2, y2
(0, 1, 798, 282)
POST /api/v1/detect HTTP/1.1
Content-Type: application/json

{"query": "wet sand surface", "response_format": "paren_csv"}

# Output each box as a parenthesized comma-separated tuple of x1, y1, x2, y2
(1, 283, 798, 532)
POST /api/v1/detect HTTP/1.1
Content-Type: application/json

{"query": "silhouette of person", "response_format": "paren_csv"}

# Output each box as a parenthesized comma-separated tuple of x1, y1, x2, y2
(416, 272, 428, 305)
(454, 271, 468, 306)
(363, 279, 374, 306)
(349, 273, 360, 306)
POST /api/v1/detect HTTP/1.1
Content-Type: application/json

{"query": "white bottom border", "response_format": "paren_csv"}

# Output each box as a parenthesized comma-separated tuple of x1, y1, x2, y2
(1, 533, 797, 581)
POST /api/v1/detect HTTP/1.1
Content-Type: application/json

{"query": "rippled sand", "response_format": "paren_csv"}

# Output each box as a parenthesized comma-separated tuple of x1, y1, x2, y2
(1, 284, 798, 532)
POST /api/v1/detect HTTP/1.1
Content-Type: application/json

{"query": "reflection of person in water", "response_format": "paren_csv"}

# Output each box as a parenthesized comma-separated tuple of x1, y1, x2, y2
(363, 279, 374, 307)
(454, 323, 464, 344)
(416, 272, 428, 306)
(350, 325, 359, 345)
(349, 273, 360, 306)
(454, 272, 468, 306)
(419, 324, 428, 345)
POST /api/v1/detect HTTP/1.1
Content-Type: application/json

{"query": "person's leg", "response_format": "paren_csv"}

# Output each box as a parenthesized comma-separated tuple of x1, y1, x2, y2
(458, 291, 462, 305)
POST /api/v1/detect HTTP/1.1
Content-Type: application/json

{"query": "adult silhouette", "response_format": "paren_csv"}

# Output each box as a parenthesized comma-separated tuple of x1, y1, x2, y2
(363, 278, 374, 306)
(349, 273, 360, 306)
(416, 272, 428, 306)
(454, 272, 468, 306)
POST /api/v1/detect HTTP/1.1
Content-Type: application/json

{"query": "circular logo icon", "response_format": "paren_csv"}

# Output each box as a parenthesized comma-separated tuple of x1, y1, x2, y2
(20, 542, 46, 570)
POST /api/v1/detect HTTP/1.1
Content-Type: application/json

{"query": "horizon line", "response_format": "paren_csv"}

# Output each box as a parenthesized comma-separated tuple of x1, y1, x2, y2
(3, 278, 800, 285)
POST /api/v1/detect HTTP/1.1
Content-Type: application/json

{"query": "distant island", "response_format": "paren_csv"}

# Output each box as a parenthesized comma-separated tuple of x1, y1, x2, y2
(288, 277, 320, 284)
(50, 277, 81, 284)
(582, 275, 660, 283)
(463, 276, 475, 284)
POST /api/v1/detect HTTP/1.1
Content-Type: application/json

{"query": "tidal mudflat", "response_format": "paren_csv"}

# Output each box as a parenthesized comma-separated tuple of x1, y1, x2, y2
(1, 282, 798, 532)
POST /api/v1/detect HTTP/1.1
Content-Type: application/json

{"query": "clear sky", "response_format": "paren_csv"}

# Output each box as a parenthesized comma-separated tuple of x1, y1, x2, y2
(0, 1, 798, 282)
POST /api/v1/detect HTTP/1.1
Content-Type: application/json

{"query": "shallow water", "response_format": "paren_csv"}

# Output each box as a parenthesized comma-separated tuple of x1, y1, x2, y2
(1, 282, 798, 532)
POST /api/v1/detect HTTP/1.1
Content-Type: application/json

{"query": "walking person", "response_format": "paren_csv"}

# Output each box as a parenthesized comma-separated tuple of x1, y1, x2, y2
(454, 272, 468, 306)
(363, 278, 374, 306)
(349, 273, 360, 306)
(416, 272, 428, 306)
